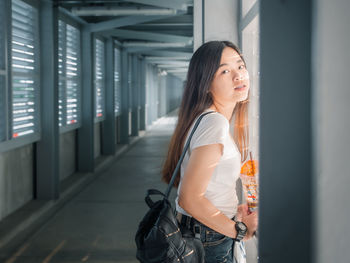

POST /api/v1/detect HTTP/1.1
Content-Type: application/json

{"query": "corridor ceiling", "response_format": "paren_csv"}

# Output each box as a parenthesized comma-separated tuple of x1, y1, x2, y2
(55, 0, 194, 80)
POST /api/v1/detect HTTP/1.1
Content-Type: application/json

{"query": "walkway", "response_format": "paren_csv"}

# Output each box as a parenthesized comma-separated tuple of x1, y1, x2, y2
(0, 111, 257, 263)
(0, 114, 177, 263)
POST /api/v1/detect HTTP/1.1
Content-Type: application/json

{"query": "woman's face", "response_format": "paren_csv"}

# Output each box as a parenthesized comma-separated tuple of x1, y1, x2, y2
(210, 47, 250, 107)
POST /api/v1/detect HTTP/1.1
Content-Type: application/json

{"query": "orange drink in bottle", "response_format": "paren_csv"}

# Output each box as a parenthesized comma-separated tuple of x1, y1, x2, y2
(240, 158, 259, 212)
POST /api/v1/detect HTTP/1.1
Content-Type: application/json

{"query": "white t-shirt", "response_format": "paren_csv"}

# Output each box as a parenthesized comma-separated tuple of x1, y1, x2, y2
(175, 110, 242, 219)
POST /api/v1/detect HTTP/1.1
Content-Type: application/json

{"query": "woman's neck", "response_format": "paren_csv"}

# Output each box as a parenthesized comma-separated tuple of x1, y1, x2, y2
(209, 103, 236, 121)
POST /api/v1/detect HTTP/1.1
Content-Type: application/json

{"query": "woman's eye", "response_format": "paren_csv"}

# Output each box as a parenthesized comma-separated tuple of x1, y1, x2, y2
(238, 65, 245, 70)
(222, 69, 229, 74)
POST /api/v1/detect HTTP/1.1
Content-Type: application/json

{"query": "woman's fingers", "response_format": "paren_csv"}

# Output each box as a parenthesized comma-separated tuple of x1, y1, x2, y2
(237, 204, 249, 216)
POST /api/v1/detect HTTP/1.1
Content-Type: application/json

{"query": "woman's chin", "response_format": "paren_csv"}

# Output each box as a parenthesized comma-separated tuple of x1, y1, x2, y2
(236, 93, 249, 103)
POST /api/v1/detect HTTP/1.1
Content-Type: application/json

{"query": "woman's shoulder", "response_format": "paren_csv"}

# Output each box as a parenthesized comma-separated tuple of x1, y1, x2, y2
(200, 111, 229, 128)
(188, 111, 229, 149)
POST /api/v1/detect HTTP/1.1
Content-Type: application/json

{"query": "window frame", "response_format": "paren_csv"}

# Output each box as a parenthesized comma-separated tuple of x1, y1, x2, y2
(94, 35, 106, 123)
(57, 13, 82, 134)
(0, 0, 9, 143)
(114, 45, 122, 117)
(0, 0, 41, 153)
(11, 0, 41, 138)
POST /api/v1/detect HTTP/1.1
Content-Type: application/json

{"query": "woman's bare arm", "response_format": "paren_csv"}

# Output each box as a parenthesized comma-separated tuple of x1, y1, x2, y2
(178, 143, 238, 238)
(178, 143, 258, 239)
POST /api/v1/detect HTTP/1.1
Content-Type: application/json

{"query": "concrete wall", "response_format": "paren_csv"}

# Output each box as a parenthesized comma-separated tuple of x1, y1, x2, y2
(0, 145, 33, 221)
(145, 64, 159, 126)
(158, 75, 166, 118)
(94, 123, 101, 159)
(194, 0, 239, 49)
(0, 128, 77, 221)
(242, 15, 260, 161)
(59, 131, 76, 181)
(312, 0, 350, 262)
(166, 74, 183, 113)
(204, 0, 239, 44)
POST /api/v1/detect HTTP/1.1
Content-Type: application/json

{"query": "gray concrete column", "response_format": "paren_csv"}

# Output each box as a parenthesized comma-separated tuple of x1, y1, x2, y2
(158, 75, 166, 117)
(101, 38, 116, 155)
(193, 0, 239, 50)
(119, 49, 129, 144)
(36, 1, 59, 199)
(77, 26, 94, 172)
(139, 59, 146, 130)
(131, 55, 139, 136)
(193, 0, 203, 50)
(259, 1, 312, 262)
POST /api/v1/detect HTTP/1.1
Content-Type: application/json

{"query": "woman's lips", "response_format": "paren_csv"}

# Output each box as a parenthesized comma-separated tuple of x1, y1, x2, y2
(234, 85, 246, 91)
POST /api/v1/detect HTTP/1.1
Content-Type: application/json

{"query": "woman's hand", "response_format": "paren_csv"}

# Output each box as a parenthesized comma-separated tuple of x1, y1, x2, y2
(236, 204, 250, 221)
(242, 210, 258, 240)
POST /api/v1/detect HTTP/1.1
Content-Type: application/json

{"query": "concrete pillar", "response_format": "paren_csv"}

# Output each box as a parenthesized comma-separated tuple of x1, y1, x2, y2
(259, 1, 312, 262)
(131, 55, 139, 136)
(193, 0, 239, 50)
(77, 26, 94, 172)
(312, 0, 350, 262)
(139, 59, 146, 130)
(36, 1, 59, 199)
(101, 38, 116, 155)
(119, 49, 129, 144)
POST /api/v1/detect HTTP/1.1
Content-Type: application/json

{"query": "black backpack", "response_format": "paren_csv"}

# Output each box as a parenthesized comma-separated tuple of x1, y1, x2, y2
(135, 112, 213, 263)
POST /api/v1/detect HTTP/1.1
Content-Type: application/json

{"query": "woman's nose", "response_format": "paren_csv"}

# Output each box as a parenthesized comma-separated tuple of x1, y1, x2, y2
(233, 71, 242, 81)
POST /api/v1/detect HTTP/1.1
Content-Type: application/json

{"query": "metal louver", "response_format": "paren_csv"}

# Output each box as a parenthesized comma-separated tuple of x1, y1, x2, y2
(95, 38, 105, 119)
(58, 20, 81, 128)
(114, 47, 121, 116)
(11, 0, 39, 138)
(0, 0, 5, 142)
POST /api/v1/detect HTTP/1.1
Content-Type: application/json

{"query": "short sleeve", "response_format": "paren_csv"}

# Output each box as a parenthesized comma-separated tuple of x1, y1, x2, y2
(190, 113, 229, 151)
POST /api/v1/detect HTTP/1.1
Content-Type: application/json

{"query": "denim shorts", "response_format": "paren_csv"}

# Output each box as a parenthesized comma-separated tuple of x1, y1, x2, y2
(198, 223, 236, 263)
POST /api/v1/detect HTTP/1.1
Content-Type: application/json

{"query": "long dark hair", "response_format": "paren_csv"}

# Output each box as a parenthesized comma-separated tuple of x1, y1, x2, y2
(162, 41, 250, 187)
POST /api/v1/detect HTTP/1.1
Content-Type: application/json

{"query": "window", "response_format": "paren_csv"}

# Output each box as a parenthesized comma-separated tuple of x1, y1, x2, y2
(11, 0, 39, 138)
(0, 0, 6, 142)
(95, 38, 105, 120)
(128, 55, 132, 109)
(241, 10, 260, 160)
(58, 19, 81, 130)
(240, 2, 260, 261)
(0, 0, 4, 70)
(114, 47, 121, 116)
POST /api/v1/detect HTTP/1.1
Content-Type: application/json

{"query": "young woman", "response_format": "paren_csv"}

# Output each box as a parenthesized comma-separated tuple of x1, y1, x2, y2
(162, 41, 258, 263)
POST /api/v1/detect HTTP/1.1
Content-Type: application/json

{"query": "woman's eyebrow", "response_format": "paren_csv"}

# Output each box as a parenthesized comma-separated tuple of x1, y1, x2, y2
(218, 63, 228, 68)
(218, 59, 243, 68)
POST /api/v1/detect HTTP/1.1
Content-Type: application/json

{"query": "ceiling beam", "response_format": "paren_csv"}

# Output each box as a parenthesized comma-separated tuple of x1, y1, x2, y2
(72, 6, 180, 16)
(89, 15, 173, 32)
(155, 61, 189, 65)
(166, 68, 188, 73)
(136, 23, 192, 27)
(145, 56, 190, 61)
(104, 29, 193, 44)
(125, 46, 162, 53)
(141, 50, 192, 57)
(123, 41, 190, 48)
(58, 7, 88, 25)
(119, 0, 189, 10)
(157, 64, 188, 68)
